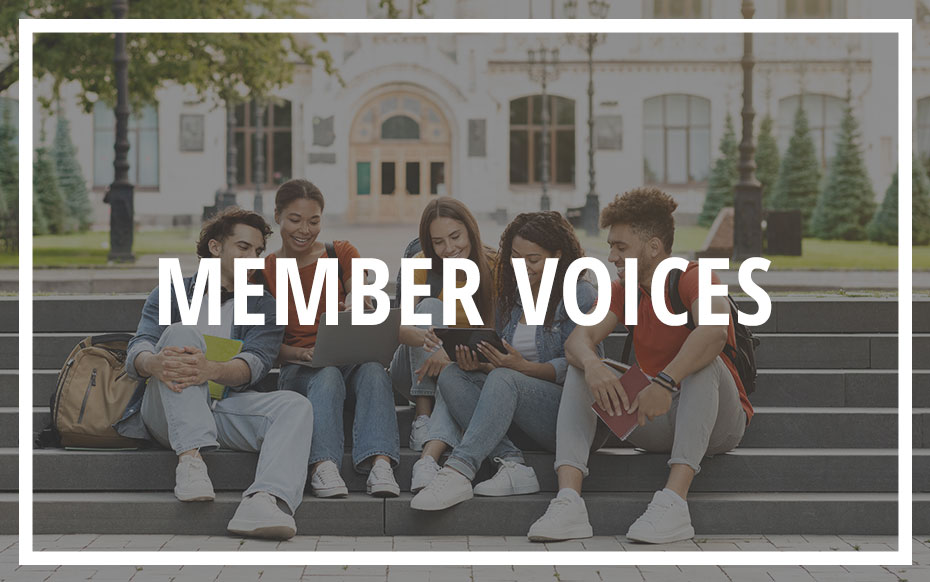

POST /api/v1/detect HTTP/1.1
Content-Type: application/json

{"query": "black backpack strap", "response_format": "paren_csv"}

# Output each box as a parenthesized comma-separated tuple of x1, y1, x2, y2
(668, 269, 696, 330)
(325, 242, 346, 294)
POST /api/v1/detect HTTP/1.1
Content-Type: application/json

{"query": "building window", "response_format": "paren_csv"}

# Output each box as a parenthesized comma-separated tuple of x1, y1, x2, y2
(647, 0, 709, 18)
(643, 94, 711, 185)
(919, 97, 930, 167)
(234, 99, 292, 187)
(777, 94, 845, 168)
(93, 102, 159, 188)
(381, 115, 420, 140)
(509, 95, 575, 186)
(780, 0, 846, 18)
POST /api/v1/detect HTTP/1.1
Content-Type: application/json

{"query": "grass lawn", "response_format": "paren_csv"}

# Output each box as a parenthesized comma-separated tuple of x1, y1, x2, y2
(576, 225, 929, 271)
(0, 228, 200, 267)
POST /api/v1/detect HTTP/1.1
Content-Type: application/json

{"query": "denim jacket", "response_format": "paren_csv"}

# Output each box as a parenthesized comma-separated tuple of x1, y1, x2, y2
(115, 275, 284, 440)
(496, 279, 598, 385)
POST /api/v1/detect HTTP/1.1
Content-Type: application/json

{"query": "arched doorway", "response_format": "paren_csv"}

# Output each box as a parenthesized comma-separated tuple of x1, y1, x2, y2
(349, 89, 452, 223)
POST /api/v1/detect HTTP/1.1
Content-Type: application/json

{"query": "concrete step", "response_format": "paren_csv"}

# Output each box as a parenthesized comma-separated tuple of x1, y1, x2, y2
(5, 406, 920, 450)
(7, 296, 922, 334)
(6, 368, 921, 409)
(10, 332, 921, 370)
(15, 447, 905, 495)
(28, 491, 905, 536)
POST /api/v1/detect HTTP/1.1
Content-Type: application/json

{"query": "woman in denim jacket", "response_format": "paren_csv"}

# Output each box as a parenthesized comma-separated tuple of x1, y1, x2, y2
(411, 211, 599, 511)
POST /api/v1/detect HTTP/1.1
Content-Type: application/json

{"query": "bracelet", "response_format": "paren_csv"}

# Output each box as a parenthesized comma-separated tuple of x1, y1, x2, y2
(656, 371, 679, 389)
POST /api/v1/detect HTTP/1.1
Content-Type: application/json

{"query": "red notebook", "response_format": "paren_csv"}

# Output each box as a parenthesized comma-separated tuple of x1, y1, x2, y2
(592, 360, 653, 441)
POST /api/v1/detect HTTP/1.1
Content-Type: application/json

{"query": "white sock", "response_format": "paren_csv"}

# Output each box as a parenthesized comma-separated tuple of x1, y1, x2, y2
(557, 488, 581, 501)
(663, 488, 687, 506)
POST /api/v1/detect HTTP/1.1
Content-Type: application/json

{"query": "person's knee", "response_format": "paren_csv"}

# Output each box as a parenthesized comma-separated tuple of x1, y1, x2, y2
(355, 362, 392, 392)
(437, 363, 468, 385)
(415, 297, 444, 320)
(485, 367, 521, 393)
(160, 323, 204, 348)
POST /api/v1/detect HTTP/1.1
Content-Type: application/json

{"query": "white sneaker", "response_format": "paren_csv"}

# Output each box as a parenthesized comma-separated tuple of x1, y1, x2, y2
(226, 492, 297, 540)
(409, 414, 430, 452)
(410, 466, 473, 511)
(626, 489, 695, 544)
(174, 455, 215, 502)
(310, 460, 348, 498)
(527, 489, 593, 542)
(473, 458, 540, 497)
(410, 456, 440, 494)
(367, 458, 400, 498)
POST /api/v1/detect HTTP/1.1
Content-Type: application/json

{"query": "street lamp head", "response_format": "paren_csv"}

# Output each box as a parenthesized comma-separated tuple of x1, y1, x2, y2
(588, 0, 610, 19)
(563, 0, 578, 19)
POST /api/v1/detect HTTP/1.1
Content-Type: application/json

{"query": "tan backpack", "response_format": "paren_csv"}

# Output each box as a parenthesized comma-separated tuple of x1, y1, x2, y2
(38, 333, 146, 449)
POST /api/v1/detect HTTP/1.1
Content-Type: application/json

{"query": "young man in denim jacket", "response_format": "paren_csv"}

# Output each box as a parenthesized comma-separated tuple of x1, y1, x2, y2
(116, 208, 313, 540)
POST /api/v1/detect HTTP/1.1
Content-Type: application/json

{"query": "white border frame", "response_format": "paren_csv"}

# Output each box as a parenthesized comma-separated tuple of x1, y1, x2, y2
(18, 18, 913, 567)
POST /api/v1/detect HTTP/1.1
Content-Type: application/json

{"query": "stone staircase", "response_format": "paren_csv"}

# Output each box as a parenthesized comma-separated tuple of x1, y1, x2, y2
(0, 295, 927, 536)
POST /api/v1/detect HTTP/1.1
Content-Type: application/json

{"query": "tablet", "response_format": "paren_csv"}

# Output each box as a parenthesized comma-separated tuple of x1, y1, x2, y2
(434, 327, 506, 364)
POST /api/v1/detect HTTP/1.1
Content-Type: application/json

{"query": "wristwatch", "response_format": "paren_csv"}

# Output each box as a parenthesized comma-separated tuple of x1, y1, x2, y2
(655, 371, 680, 393)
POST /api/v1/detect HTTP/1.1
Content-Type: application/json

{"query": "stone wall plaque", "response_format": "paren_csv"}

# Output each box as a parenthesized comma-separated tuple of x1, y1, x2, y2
(595, 115, 622, 151)
(313, 115, 335, 147)
(309, 152, 336, 164)
(179, 114, 204, 152)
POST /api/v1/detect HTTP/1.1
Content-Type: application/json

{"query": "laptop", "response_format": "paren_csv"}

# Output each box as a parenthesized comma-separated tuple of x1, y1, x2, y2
(290, 307, 402, 368)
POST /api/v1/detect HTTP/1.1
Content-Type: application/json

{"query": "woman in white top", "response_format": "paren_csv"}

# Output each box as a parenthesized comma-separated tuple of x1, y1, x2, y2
(410, 212, 598, 511)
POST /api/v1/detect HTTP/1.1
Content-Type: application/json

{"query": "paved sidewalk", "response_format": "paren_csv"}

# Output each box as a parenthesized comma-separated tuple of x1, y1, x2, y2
(2, 535, 926, 582)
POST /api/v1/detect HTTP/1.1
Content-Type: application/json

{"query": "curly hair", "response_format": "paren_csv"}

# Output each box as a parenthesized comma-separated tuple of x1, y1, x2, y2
(418, 197, 496, 325)
(496, 211, 586, 329)
(599, 187, 678, 253)
(196, 207, 273, 259)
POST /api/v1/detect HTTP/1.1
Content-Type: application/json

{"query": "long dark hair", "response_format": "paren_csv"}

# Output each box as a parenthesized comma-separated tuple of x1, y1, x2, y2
(418, 197, 495, 326)
(496, 211, 585, 328)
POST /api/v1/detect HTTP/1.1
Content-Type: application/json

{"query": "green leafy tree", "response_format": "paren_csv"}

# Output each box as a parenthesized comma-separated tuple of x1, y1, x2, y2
(34, 147, 65, 235)
(810, 101, 876, 240)
(755, 114, 780, 208)
(0, 1, 339, 109)
(770, 104, 821, 235)
(52, 112, 92, 232)
(698, 113, 739, 227)
(870, 156, 930, 246)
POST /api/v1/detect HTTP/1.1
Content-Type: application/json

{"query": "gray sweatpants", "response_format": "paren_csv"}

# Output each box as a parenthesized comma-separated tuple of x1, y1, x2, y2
(140, 323, 313, 514)
(554, 357, 747, 477)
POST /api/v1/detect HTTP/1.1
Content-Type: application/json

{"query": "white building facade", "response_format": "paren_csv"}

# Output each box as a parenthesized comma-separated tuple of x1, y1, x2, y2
(7, 0, 914, 227)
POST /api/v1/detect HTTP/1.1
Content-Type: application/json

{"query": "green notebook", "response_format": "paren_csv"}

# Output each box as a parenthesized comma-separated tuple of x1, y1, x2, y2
(203, 335, 243, 400)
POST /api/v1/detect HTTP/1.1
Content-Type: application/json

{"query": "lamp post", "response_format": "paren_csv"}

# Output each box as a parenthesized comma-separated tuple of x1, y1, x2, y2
(105, 0, 134, 263)
(527, 44, 560, 211)
(733, 0, 763, 260)
(564, 0, 609, 236)
(253, 100, 265, 216)
(222, 99, 238, 209)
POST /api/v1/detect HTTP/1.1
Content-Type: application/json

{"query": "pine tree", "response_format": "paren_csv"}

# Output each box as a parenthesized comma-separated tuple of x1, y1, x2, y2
(770, 104, 821, 235)
(53, 113, 92, 232)
(867, 172, 898, 245)
(0, 106, 17, 250)
(33, 147, 66, 235)
(810, 100, 876, 240)
(698, 113, 739, 227)
(914, 155, 930, 245)
(755, 114, 780, 208)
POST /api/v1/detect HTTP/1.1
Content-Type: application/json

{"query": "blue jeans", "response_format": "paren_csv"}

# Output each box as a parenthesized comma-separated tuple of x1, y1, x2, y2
(438, 364, 563, 480)
(390, 298, 444, 400)
(140, 323, 313, 514)
(278, 361, 400, 472)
